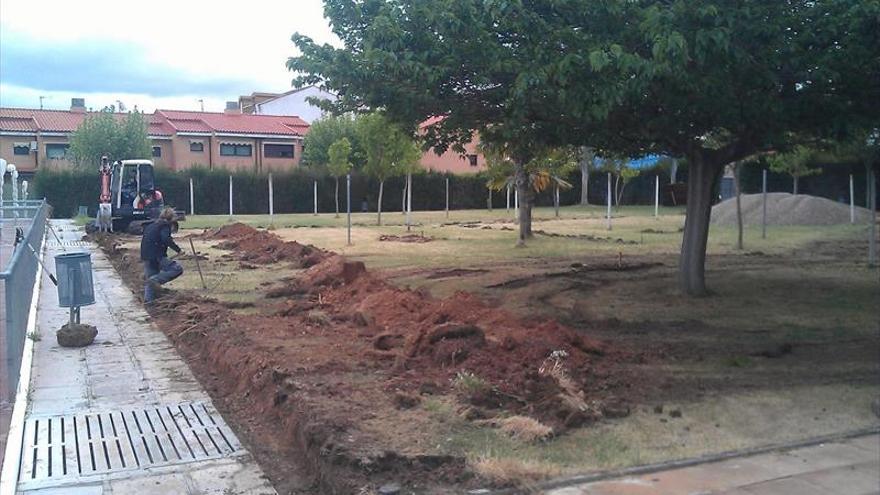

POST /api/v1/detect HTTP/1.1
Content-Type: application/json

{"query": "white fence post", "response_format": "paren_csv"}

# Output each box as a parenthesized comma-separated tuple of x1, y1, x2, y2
(228, 175, 233, 217)
(514, 187, 519, 223)
(850, 174, 855, 224)
(313, 180, 318, 216)
(189, 177, 194, 216)
(346, 173, 352, 246)
(406, 173, 413, 230)
(445, 177, 450, 218)
(762, 169, 767, 239)
(606, 172, 612, 231)
(506, 184, 510, 213)
(654, 175, 660, 218)
(268, 173, 274, 221)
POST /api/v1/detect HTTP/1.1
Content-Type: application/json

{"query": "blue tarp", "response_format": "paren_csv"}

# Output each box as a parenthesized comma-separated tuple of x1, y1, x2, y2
(594, 154, 667, 169)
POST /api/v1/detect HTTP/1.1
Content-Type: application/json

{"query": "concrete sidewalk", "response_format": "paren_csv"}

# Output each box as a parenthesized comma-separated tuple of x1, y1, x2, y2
(548, 433, 879, 495)
(8, 221, 275, 494)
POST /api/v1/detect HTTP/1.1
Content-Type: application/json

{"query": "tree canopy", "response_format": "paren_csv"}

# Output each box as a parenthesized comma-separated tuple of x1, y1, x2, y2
(289, 0, 879, 294)
(68, 110, 151, 167)
(301, 114, 363, 169)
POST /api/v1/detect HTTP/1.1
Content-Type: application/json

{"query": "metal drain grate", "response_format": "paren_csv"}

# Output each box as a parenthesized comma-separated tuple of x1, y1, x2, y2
(47, 241, 90, 249)
(17, 402, 242, 488)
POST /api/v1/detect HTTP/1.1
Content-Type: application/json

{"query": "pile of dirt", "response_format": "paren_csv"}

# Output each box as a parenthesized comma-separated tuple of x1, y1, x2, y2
(379, 233, 433, 243)
(200, 222, 330, 266)
(203, 225, 645, 431)
(262, 235, 642, 431)
(711, 193, 874, 226)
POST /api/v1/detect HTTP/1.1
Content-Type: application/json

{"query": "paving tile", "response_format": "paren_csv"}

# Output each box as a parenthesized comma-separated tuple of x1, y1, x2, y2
(847, 435, 880, 456)
(107, 472, 191, 494)
(799, 462, 880, 495)
(742, 476, 832, 495)
(20, 484, 105, 494)
(639, 459, 770, 493)
(792, 442, 878, 470)
(187, 456, 277, 494)
(565, 479, 666, 495)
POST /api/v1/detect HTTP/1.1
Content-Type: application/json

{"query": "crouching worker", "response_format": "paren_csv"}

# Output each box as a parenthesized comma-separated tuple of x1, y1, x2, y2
(140, 207, 183, 304)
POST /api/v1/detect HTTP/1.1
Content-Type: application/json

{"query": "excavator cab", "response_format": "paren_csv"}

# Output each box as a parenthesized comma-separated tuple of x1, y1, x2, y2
(108, 160, 165, 233)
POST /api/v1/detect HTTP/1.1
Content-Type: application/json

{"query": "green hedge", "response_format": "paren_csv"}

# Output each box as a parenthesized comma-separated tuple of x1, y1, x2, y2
(32, 163, 869, 218)
(34, 166, 683, 218)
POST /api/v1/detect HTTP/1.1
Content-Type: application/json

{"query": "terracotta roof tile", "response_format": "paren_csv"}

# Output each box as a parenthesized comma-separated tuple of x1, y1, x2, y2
(0, 108, 308, 138)
(157, 110, 309, 136)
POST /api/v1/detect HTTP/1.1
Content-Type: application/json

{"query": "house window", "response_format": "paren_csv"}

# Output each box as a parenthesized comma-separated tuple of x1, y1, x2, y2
(45, 143, 69, 159)
(190, 141, 204, 152)
(467, 154, 478, 167)
(152, 146, 162, 158)
(13, 144, 30, 155)
(264, 144, 295, 158)
(220, 143, 252, 156)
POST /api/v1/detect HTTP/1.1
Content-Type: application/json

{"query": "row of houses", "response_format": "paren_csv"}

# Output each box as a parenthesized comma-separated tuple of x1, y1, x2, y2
(0, 90, 486, 177)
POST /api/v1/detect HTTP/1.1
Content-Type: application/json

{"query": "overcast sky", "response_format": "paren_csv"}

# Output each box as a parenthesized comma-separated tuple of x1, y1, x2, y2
(0, 0, 337, 112)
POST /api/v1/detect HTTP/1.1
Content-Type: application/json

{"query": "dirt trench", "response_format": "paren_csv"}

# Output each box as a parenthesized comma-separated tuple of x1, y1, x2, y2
(93, 225, 652, 493)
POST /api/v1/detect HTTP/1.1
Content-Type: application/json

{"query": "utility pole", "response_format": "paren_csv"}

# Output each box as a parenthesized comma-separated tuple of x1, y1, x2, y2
(39, 96, 46, 110)
(198, 99, 205, 112)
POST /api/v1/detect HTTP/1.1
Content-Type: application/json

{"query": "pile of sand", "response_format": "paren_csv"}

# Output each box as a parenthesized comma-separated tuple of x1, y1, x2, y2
(712, 193, 873, 226)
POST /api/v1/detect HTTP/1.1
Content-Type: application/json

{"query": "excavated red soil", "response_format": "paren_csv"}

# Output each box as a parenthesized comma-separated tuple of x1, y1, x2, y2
(202, 222, 330, 266)
(96, 225, 650, 493)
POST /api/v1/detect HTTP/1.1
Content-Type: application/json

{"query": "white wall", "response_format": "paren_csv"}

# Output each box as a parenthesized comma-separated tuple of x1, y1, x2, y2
(255, 86, 337, 123)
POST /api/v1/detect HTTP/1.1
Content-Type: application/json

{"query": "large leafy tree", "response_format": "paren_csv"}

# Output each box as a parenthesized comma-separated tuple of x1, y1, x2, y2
(564, 1, 879, 294)
(289, 1, 586, 244)
(301, 114, 362, 168)
(290, 0, 879, 295)
(68, 110, 151, 167)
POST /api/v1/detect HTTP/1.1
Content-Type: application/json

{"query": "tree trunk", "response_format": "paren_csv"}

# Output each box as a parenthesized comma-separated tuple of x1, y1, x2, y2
(377, 180, 384, 226)
(515, 163, 533, 245)
(334, 176, 340, 218)
(579, 147, 593, 205)
(614, 174, 622, 210)
(734, 163, 743, 250)
(402, 180, 407, 214)
(678, 154, 722, 296)
(793, 176, 799, 195)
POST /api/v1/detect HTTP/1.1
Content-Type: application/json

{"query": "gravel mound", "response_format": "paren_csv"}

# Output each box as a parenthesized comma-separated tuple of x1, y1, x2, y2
(712, 193, 873, 226)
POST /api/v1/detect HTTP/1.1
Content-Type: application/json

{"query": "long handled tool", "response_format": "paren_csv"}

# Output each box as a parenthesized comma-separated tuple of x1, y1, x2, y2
(23, 241, 57, 286)
(189, 237, 207, 289)
(47, 223, 66, 252)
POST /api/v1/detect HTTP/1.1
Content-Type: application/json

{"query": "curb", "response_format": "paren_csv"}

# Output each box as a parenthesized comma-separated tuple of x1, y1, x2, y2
(470, 427, 880, 494)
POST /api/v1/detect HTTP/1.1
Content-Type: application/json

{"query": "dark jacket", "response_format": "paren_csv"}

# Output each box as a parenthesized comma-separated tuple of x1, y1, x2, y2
(140, 219, 182, 261)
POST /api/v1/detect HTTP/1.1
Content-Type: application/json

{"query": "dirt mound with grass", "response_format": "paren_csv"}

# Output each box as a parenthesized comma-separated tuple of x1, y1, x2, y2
(379, 233, 433, 243)
(201, 222, 330, 266)
(711, 193, 873, 226)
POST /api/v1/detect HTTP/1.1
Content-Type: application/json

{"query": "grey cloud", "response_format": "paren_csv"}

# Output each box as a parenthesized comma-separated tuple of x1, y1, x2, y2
(0, 32, 260, 97)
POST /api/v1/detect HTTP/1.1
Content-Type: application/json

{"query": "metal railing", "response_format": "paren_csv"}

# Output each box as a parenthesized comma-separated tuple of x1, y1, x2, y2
(1, 200, 50, 401)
